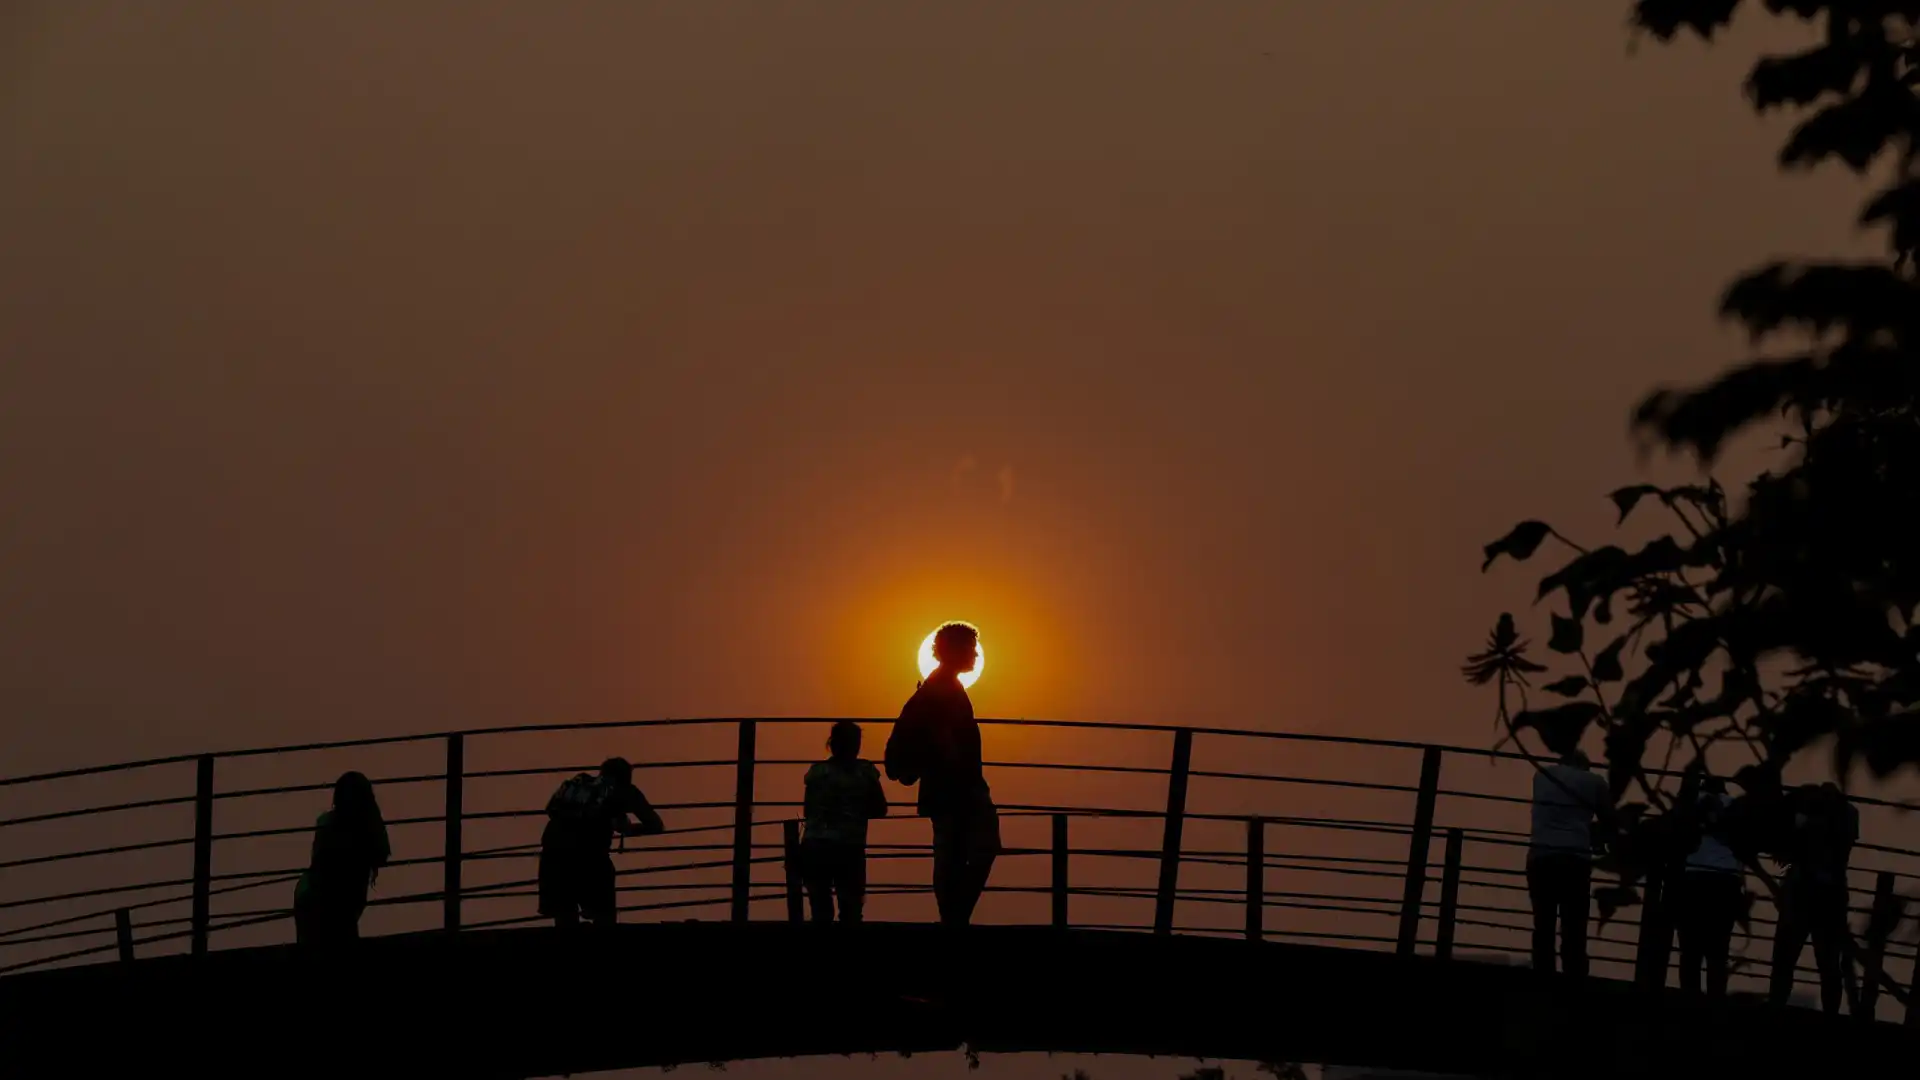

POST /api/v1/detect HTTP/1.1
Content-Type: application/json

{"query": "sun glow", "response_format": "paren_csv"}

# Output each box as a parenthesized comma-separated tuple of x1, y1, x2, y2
(917, 628, 984, 688)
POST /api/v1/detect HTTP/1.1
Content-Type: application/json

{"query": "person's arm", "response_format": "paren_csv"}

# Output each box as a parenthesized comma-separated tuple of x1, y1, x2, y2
(618, 787, 665, 836)
(864, 764, 889, 820)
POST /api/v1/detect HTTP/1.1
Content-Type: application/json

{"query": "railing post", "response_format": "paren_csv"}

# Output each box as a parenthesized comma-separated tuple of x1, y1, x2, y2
(731, 719, 757, 923)
(1245, 817, 1264, 942)
(1052, 813, 1070, 929)
(1861, 871, 1897, 1019)
(1435, 827, 1463, 961)
(1154, 728, 1194, 936)
(1395, 746, 1442, 956)
(443, 733, 464, 932)
(1634, 870, 1672, 990)
(191, 754, 214, 956)
(115, 909, 134, 964)
(783, 820, 805, 923)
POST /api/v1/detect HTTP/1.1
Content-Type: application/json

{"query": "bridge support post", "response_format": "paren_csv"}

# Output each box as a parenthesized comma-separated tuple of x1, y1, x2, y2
(1154, 729, 1193, 936)
(444, 733, 464, 932)
(1396, 746, 1442, 956)
(784, 820, 805, 924)
(115, 909, 134, 964)
(1435, 827, 1463, 961)
(1245, 817, 1264, 942)
(191, 754, 214, 957)
(1860, 870, 1897, 1019)
(731, 719, 757, 922)
(1052, 813, 1069, 929)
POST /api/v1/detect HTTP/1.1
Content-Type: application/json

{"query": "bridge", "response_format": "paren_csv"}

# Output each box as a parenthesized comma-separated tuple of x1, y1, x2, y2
(1, 718, 1917, 1078)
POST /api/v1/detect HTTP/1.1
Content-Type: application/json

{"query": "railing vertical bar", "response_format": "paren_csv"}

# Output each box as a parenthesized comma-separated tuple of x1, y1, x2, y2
(1395, 746, 1441, 956)
(1435, 827, 1463, 961)
(1052, 813, 1070, 929)
(1245, 817, 1264, 942)
(114, 909, 134, 964)
(1153, 728, 1194, 936)
(783, 820, 805, 924)
(443, 733, 464, 932)
(191, 755, 214, 957)
(731, 719, 757, 923)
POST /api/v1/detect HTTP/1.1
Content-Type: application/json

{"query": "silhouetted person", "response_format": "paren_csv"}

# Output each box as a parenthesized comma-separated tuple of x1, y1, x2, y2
(801, 721, 888, 923)
(1769, 782, 1858, 1013)
(538, 756, 664, 928)
(293, 771, 391, 946)
(886, 621, 998, 926)
(1526, 748, 1611, 978)
(1676, 776, 1742, 998)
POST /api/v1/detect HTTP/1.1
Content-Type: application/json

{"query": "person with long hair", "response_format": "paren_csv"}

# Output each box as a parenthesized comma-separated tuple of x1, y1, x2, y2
(800, 721, 888, 923)
(293, 771, 391, 946)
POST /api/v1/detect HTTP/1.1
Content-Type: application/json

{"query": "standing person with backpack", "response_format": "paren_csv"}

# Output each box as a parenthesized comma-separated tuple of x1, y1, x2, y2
(537, 757, 664, 928)
(885, 621, 998, 927)
(800, 721, 889, 923)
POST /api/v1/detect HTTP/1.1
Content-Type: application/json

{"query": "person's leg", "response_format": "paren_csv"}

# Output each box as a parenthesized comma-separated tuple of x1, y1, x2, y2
(801, 841, 836, 923)
(931, 815, 962, 925)
(1560, 858, 1592, 980)
(1769, 885, 1810, 1007)
(1526, 858, 1556, 975)
(583, 854, 618, 928)
(1810, 889, 1846, 1014)
(956, 800, 1001, 925)
(1675, 875, 1706, 995)
(1703, 875, 1738, 1000)
(838, 845, 867, 924)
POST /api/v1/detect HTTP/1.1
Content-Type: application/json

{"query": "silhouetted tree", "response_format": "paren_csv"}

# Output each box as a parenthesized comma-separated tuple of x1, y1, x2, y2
(1469, 1, 1918, 942)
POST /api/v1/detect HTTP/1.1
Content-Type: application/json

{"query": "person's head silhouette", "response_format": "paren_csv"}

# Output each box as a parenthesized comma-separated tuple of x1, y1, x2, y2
(333, 771, 379, 819)
(1559, 747, 1591, 770)
(601, 757, 634, 788)
(828, 721, 862, 762)
(932, 621, 980, 678)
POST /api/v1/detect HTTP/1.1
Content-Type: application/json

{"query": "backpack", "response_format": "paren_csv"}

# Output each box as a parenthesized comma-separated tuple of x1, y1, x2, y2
(549, 773, 609, 824)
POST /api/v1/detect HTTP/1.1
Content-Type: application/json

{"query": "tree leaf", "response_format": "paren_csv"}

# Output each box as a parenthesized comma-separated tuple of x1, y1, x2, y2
(1548, 613, 1584, 654)
(1591, 636, 1627, 683)
(1481, 520, 1553, 572)
(1544, 675, 1590, 698)
(1608, 485, 1661, 524)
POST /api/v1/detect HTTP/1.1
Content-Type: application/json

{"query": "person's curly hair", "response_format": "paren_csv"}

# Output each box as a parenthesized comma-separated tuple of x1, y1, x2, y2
(932, 621, 979, 661)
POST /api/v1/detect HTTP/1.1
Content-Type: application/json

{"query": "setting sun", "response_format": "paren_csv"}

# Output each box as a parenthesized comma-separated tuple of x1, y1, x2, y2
(918, 628, 984, 688)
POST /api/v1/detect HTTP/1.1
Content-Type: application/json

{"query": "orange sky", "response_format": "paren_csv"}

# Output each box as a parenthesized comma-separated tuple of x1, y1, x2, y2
(0, 5, 1895, 1073)
(2, 3, 1873, 774)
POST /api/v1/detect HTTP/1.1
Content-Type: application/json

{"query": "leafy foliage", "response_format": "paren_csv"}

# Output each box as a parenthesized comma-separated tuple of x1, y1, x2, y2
(1470, 1, 1920, 925)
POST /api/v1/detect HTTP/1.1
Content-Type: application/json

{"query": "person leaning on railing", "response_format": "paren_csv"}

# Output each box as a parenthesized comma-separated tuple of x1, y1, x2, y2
(537, 757, 664, 929)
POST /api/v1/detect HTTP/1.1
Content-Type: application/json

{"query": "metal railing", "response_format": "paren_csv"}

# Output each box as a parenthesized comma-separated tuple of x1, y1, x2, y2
(2, 717, 1917, 1021)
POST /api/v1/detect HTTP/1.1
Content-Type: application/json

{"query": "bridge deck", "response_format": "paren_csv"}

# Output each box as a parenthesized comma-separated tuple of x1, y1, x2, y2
(0, 923, 1907, 1079)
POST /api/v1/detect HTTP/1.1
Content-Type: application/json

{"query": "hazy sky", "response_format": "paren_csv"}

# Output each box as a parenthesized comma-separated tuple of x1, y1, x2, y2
(0, 3, 1892, 1077)
(2, 2, 1868, 773)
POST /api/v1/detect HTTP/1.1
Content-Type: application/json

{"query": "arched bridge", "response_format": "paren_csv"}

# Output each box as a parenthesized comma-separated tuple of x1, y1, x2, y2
(1, 718, 1917, 1078)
